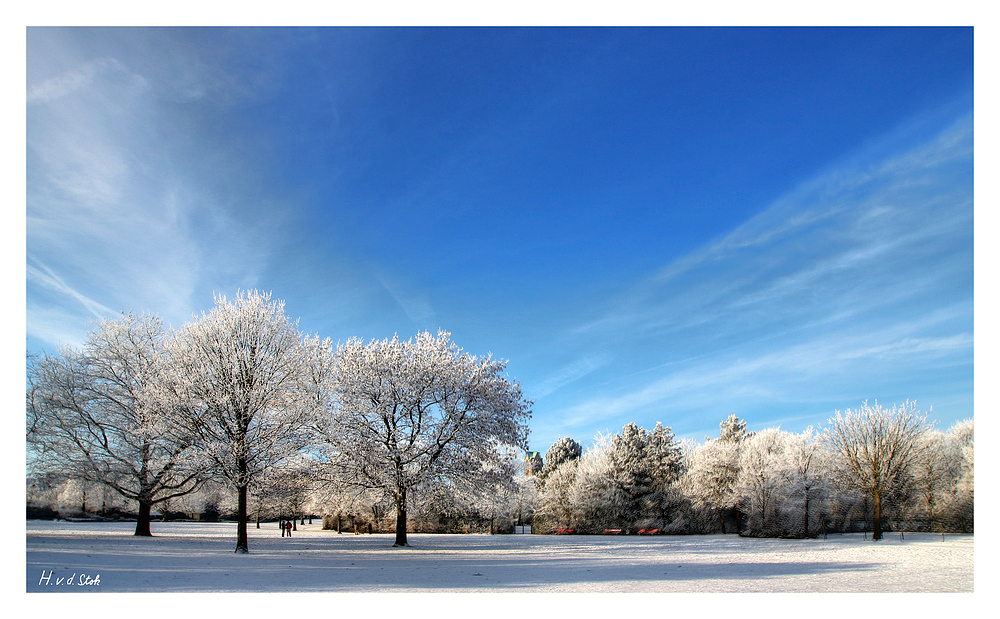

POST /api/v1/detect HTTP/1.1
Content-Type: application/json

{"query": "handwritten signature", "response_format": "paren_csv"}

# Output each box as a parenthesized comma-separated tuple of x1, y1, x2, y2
(38, 570, 100, 587)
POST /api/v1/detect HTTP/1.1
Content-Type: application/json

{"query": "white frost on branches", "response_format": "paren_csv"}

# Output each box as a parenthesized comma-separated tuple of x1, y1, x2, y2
(319, 330, 531, 546)
(162, 290, 319, 552)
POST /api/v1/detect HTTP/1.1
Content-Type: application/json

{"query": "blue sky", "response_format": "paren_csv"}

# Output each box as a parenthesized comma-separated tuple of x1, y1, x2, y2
(25, 27, 974, 453)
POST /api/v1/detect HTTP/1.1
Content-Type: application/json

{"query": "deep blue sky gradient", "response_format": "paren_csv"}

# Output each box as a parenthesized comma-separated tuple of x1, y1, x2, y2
(26, 27, 974, 452)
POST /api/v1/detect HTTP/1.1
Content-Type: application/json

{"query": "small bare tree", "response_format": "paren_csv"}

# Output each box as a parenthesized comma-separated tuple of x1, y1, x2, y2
(826, 400, 927, 540)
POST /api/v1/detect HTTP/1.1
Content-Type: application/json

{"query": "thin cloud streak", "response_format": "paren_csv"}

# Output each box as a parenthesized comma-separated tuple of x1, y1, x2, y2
(532, 355, 610, 400)
(548, 112, 972, 443)
(552, 317, 971, 438)
(26, 255, 115, 319)
(26, 30, 279, 348)
(27, 56, 149, 104)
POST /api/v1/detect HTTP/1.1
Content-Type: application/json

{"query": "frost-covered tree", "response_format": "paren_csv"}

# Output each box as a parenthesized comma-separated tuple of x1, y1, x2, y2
(606, 424, 652, 525)
(910, 429, 962, 531)
(684, 415, 748, 533)
(511, 473, 539, 528)
(736, 428, 789, 536)
(250, 453, 317, 528)
(826, 400, 927, 541)
(321, 331, 531, 546)
(558, 435, 617, 531)
(782, 428, 830, 537)
(719, 414, 749, 443)
(950, 419, 973, 489)
(598, 422, 684, 530)
(541, 437, 583, 478)
(26, 313, 207, 536)
(646, 422, 684, 490)
(537, 457, 579, 530)
(164, 291, 318, 553)
(949, 419, 974, 531)
(464, 453, 524, 534)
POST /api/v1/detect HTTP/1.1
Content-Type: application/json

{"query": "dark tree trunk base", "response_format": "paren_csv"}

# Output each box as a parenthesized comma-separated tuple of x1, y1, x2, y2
(236, 483, 249, 553)
(393, 490, 409, 547)
(134, 501, 153, 536)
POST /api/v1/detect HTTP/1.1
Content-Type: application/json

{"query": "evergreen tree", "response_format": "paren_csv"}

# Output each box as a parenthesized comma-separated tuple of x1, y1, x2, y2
(542, 437, 583, 478)
(647, 422, 683, 489)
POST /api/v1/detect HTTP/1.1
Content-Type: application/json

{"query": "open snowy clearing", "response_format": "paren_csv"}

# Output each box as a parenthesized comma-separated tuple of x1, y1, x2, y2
(26, 520, 972, 593)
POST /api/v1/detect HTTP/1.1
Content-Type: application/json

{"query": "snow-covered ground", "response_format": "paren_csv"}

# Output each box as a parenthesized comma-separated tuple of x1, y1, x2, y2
(26, 520, 972, 594)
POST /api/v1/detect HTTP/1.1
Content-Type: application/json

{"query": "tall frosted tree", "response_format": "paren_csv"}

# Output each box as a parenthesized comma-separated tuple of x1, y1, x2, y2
(26, 313, 206, 536)
(164, 291, 317, 553)
(783, 428, 830, 537)
(910, 429, 961, 531)
(538, 457, 579, 530)
(950, 420, 973, 494)
(684, 415, 748, 533)
(322, 331, 531, 547)
(610, 423, 653, 513)
(826, 400, 927, 541)
(736, 428, 789, 536)
(536, 437, 585, 530)
(646, 422, 684, 490)
(949, 419, 974, 531)
(719, 414, 749, 443)
(603, 422, 683, 528)
(542, 437, 583, 478)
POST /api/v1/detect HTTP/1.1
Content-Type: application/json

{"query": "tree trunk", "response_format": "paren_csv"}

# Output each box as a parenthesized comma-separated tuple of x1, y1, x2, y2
(236, 484, 249, 553)
(717, 508, 726, 534)
(393, 489, 409, 547)
(872, 491, 883, 541)
(135, 500, 153, 536)
(803, 493, 810, 537)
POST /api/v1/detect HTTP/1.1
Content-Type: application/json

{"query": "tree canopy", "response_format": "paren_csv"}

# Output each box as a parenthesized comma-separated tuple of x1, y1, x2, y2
(320, 330, 532, 546)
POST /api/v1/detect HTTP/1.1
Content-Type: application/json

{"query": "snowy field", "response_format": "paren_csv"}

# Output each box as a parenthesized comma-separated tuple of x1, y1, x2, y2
(26, 520, 972, 594)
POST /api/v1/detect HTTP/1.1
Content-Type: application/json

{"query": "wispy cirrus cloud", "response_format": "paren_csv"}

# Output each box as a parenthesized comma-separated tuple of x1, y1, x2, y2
(26, 255, 114, 319)
(26, 29, 280, 349)
(27, 56, 147, 105)
(552, 308, 972, 439)
(531, 355, 610, 400)
(548, 111, 973, 443)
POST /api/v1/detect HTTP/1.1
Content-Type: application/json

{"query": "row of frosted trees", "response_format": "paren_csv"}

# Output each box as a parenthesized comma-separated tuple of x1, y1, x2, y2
(27, 290, 532, 551)
(26, 290, 973, 545)
(532, 410, 973, 539)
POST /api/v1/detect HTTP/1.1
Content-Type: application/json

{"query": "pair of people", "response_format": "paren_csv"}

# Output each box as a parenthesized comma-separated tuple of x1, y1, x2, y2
(279, 519, 294, 537)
